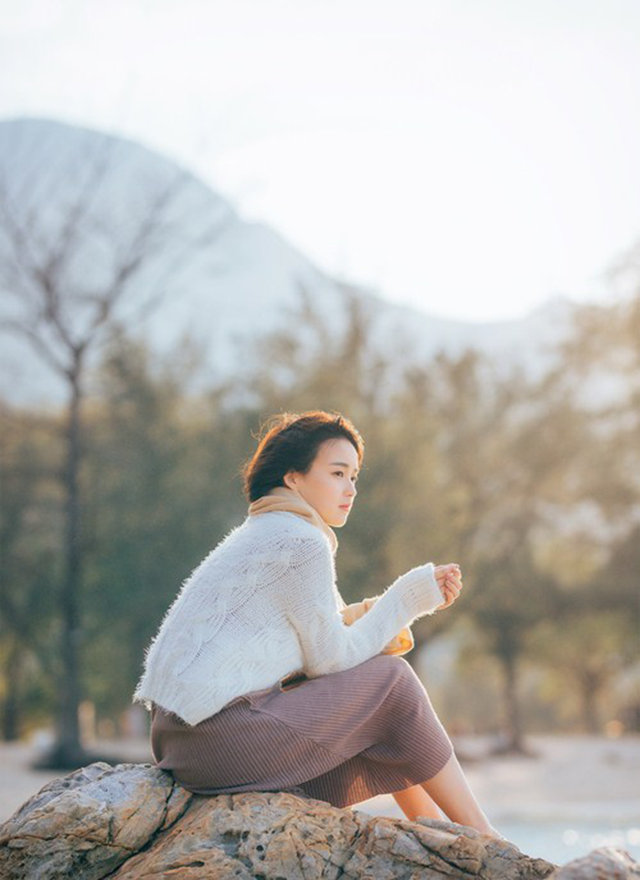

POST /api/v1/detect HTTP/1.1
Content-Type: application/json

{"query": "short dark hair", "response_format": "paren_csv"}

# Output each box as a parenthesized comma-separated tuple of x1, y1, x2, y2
(241, 410, 364, 503)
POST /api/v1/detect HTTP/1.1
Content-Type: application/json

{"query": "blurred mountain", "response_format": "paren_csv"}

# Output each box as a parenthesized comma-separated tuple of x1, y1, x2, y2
(0, 117, 576, 409)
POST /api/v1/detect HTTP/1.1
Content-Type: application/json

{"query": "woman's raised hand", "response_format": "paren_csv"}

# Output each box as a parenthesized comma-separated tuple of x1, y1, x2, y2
(434, 563, 463, 610)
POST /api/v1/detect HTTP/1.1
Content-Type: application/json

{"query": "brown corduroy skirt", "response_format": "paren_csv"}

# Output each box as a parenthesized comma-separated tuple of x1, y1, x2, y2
(150, 653, 454, 809)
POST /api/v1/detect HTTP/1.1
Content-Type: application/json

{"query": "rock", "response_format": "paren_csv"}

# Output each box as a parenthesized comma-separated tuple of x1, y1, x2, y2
(0, 761, 636, 879)
(0, 762, 192, 879)
(550, 846, 640, 879)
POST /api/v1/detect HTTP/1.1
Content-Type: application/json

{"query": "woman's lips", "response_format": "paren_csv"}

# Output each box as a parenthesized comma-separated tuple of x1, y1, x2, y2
(339, 505, 351, 511)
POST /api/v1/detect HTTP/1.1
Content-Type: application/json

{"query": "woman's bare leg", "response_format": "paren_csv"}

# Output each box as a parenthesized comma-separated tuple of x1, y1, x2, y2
(391, 784, 444, 821)
(419, 750, 502, 836)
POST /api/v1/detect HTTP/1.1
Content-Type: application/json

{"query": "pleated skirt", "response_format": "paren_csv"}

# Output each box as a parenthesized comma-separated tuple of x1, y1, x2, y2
(150, 653, 454, 809)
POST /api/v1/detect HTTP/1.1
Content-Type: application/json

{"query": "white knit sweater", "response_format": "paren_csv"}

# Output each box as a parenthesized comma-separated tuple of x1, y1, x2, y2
(133, 511, 444, 726)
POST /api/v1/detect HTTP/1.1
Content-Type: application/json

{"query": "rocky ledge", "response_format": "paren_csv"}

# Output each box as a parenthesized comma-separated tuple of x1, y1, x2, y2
(0, 761, 637, 879)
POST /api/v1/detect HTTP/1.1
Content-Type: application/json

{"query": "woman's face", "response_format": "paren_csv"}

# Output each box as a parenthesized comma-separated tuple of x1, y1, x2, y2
(284, 437, 359, 527)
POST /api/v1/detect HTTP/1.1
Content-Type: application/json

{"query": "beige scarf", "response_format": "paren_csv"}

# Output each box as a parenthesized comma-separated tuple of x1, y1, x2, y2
(248, 486, 414, 657)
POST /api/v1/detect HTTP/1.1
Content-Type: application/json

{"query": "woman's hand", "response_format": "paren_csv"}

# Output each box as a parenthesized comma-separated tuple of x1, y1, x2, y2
(434, 563, 463, 610)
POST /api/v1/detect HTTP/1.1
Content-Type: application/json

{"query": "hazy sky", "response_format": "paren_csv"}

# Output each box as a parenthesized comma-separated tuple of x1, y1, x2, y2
(2, 0, 640, 321)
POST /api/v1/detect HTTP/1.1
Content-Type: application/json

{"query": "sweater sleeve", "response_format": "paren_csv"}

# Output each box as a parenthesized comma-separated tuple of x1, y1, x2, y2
(278, 534, 444, 678)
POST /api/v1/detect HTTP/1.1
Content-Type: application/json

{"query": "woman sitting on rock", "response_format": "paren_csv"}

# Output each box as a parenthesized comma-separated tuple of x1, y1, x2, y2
(133, 409, 503, 839)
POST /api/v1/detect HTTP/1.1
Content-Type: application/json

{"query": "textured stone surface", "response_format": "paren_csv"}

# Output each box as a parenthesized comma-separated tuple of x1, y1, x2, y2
(0, 762, 191, 879)
(108, 789, 558, 880)
(550, 845, 640, 879)
(0, 761, 637, 879)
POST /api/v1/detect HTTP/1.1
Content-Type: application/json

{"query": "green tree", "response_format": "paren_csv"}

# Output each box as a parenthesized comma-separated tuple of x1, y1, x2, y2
(0, 402, 62, 738)
(81, 329, 246, 725)
(529, 610, 636, 732)
(0, 137, 232, 767)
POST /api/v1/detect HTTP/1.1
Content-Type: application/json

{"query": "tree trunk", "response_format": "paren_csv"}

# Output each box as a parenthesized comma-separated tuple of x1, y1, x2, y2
(2, 642, 22, 741)
(579, 669, 601, 733)
(492, 651, 533, 756)
(33, 367, 89, 768)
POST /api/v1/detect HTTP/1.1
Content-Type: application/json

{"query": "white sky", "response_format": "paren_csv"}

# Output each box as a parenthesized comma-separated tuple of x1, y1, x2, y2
(2, 0, 640, 321)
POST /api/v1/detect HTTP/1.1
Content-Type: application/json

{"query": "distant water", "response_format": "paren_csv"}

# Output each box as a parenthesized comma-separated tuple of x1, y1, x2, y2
(494, 814, 640, 865)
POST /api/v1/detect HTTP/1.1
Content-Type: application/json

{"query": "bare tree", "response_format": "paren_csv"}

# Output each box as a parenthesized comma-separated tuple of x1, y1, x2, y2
(0, 127, 234, 767)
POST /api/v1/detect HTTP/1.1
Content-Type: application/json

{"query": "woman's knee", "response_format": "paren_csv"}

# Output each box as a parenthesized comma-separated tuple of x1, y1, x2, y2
(364, 653, 416, 683)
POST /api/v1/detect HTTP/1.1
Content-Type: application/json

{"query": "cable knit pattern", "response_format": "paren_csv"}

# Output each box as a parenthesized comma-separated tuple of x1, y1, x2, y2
(133, 511, 444, 726)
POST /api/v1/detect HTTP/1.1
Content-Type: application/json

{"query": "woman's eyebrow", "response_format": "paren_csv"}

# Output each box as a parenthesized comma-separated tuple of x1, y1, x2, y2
(329, 461, 359, 473)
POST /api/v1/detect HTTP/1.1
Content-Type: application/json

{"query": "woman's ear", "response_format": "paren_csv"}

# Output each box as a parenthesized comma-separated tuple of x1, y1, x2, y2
(283, 470, 297, 490)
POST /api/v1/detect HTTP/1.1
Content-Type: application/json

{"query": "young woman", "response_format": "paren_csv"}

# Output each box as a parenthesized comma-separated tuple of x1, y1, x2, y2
(134, 410, 502, 839)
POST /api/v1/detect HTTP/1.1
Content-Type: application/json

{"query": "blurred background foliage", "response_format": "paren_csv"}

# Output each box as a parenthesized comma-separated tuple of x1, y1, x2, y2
(1, 284, 638, 754)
